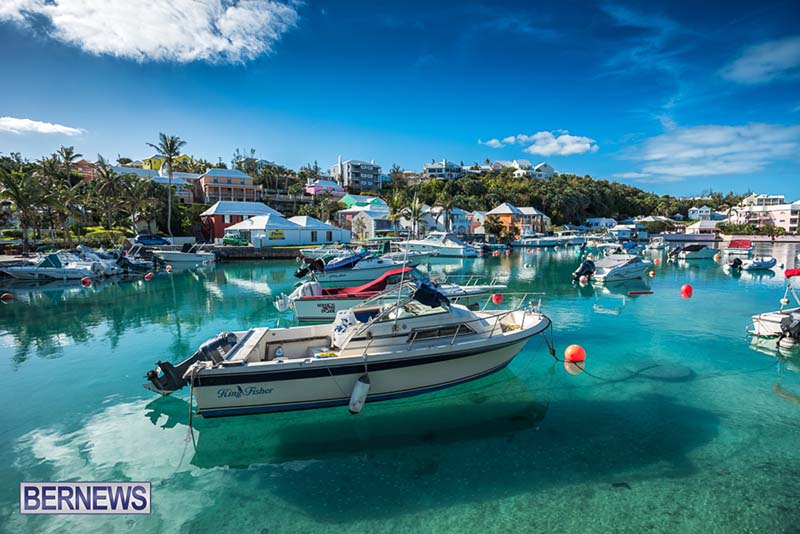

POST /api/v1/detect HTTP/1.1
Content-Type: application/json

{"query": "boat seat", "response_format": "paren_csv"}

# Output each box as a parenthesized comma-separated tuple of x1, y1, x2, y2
(222, 329, 261, 366)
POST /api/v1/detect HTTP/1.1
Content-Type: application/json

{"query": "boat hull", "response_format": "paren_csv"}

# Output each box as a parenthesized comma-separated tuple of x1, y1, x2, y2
(401, 244, 477, 257)
(1, 267, 94, 280)
(154, 251, 216, 264)
(191, 338, 530, 417)
(750, 308, 800, 337)
(315, 263, 415, 286)
(593, 263, 651, 282)
(679, 250, 718, 260)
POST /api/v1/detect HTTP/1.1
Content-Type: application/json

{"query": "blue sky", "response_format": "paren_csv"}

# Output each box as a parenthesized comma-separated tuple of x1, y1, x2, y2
(1, 0, 799, 198)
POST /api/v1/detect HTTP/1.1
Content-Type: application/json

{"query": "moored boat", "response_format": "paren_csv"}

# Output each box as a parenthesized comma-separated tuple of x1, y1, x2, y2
(144, 280, 553, 417)
(153, 244, 216, 265)
(749, 269, 800, 343)
(590, 253, 652, 282)
(669, 244, 718, 260)
(398, 232, 478, 257)
(724, 239, 754, 256)
(728, 256, 777, 271)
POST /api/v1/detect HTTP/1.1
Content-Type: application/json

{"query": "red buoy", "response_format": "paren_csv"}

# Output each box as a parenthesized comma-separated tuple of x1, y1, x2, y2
(649, 270, 656, 277)
(653, 258, 660, 266)
(144, 272, 154, 281)
(491, 293, 504, 305)
(165, 265, 173, 272)
(505, 249, 510, 255)
(564, 344, 586, 363)
(80, 277, 92, 287)
(680, 284, 693, 299)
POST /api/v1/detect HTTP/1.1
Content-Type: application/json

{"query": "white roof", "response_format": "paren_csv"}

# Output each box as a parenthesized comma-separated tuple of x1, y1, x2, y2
(226, 214, 299, 231)
(487, 202, 522, 215)
(518, 206, 545, 216)
(288, 216, 337, 229)
(201, 201, 282, 217)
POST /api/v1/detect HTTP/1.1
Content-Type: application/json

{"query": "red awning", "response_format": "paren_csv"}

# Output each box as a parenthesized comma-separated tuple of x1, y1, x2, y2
(728, 239, 752, 249)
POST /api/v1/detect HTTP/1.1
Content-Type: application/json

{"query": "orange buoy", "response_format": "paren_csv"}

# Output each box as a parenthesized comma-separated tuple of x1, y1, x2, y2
(654, 258, 660, 266)
(680, 284, 693, 299)
(0, 292, 13, 302)
(564, 361, 585, 375)
(564, 344, 586, 364)
(165, 265, 173, 272)
(491, 293, 504, 305)
(144, 272, 154, 281)
(80, 277, 92, 287)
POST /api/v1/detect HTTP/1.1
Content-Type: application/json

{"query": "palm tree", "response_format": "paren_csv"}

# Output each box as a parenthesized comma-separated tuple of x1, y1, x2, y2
(435, 191, 455, 232)
(122, 174, 157, 235)
(93, 156, 123, 230)
(0, 167, 46, 253)
(57, 145, 82, 186)
(403, 197, 425, 238)
(386, 190, 406, 236)
(147, 133, 186, 236)
(288, 182, 304, 213)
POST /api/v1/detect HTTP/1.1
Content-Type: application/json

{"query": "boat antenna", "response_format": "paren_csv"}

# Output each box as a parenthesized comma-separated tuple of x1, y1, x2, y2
(392, 192, 416, 330)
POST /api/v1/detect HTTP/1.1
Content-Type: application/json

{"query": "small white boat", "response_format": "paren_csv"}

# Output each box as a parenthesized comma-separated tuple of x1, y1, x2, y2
(724, 239, 754, 256)
(398, 232, 478, 258)
(153, 244, 216, 265)
(749, 269, 800, 347)
(275, 267, 505, 322)
(1, 253, 98, 280)
(591, 253, 652, 282)
(295, 251, 415, 286)
(670, 244, 718, 260)
(645, 237, 667, 250)
(554, 230, 587, 246)
(517, 232, 557, 248)
(145, 281, 552, 417)
(729, 256, 777, 271)
(299, 244, 356, 259)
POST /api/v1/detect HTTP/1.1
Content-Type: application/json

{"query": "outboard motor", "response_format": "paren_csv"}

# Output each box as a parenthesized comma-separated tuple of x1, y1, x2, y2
(728, 257, 743, 269)
(144, 332, 238, 395)
(294, 256, 325, 278)
(668, 246, 682, 259)
(572, 259, 595, 280)
(779, 312, 800, 348)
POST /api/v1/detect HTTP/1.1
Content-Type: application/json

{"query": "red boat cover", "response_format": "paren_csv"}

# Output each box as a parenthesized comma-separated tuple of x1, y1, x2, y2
(785, 268, 800, 279)
(728, 239, 752, 249)
(320, 267, 413, 297)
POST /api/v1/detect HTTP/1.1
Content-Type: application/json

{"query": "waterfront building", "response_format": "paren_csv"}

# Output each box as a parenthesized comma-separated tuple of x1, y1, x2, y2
(195, 168, 262, 204)
(351, 210, 394, 239)
(340, 194, 386, 210)
(142, 153, 192, 171)
(288, 216, 351, 243)
(486, 202, 524, 235)
(518, 206, 550, 233)
(688, 205, 712, 221)
(585, 217, 617, 230)
(728, 194, 800, 233)
(422, 159, 465, 180)
(110, 165, 197, 204)
(330, 156, 382, 193)
(686, 220, 721, 235)
(305, 179, 345, 197)
(200, 201, 283, 241)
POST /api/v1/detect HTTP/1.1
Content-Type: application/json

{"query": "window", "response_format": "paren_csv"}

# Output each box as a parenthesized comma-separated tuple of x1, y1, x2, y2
(311, 230, 318, 242)
(326, 231, 333, 241)
(224, 214, 231, 223)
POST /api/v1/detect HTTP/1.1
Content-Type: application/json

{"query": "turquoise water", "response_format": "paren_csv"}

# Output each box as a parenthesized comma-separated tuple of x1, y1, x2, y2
(2, 244, 800, 533)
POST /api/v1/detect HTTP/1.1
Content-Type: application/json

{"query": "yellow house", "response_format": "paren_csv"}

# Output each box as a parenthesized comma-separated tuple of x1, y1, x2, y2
(142, 153, 192, 170)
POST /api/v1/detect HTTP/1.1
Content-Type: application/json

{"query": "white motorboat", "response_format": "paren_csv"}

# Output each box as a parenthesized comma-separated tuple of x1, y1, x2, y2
(145, 280, 552, 417)
(728, 256, 777, 272)
(554, 230, 587, 246)
(517, 232, 557, 248)
(398, 232, 478, 257)
(0, 253, 98, 280)
(590, 253, 652, 282)
(299, 244, 356, 259)
(670, 244, 718, 260)
(645, 237, 667, 250)
(275, 267, 506, 322)
(153, 244, 216, 265)
(295, 251, 415, 286)
(723, 239, 754, 256)
(749, 269, 800, 347)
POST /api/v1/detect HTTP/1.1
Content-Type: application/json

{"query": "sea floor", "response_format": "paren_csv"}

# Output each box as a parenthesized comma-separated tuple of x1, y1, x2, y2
(1, 243, 799, 533)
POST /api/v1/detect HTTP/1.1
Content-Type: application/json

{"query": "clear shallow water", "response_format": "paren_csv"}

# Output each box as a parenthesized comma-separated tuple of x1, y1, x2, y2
(1, 244, 800, 533)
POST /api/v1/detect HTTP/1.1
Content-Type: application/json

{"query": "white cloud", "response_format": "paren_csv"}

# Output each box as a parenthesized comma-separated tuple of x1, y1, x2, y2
(624, 123, 800, 182)
(614, 172, 651, 179)
(0, 116, 84, 136)
(479, 138, 504, 148)
(0, 0, 299, 63)
(479, 130, 599, 156)
(721, 36, 800, 85)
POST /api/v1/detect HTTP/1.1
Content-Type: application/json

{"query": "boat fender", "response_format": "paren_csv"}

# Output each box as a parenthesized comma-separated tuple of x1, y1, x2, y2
(349, 374, 371, 414)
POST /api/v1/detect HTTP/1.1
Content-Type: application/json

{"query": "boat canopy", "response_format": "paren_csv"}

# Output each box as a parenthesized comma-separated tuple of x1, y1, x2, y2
(325, 250, 371, 271)
(412, 278, 451, 309)
(786, 269, 800, 279)
(681, 244, 708, 252)
(40, 254, 63, 269)
(728, 239, 752, 249)
(325, 267, 414, 296)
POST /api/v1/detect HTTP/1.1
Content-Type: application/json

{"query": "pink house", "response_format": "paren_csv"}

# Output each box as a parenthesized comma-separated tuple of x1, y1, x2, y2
(306, 179, 345, 197)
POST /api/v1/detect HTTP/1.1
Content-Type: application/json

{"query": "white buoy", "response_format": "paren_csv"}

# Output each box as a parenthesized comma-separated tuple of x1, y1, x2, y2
(349, 374, 371, 414)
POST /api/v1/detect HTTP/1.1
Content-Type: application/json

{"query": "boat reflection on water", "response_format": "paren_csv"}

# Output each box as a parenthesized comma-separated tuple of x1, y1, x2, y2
(144, 368, 551, 467)
(579, 278, 652, 315)
(747, 335, 800, 405)
(0, 276, 141, 304)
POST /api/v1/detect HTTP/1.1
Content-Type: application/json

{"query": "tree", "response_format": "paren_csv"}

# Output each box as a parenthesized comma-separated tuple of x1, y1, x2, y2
(93, 156, 124, 230)
(116, 155, 133, 166)
(57, 145, 83, 186)
(288, 182, 305, 213)
(403, 197, 425, 238)
(352, 216, 367, 239)
(483, 215, 504, 239)
(122, 174, 158, 235)
(0, 166, 46, 253)
(146, 133, 186, 236)
(386, 190, 407, 236)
